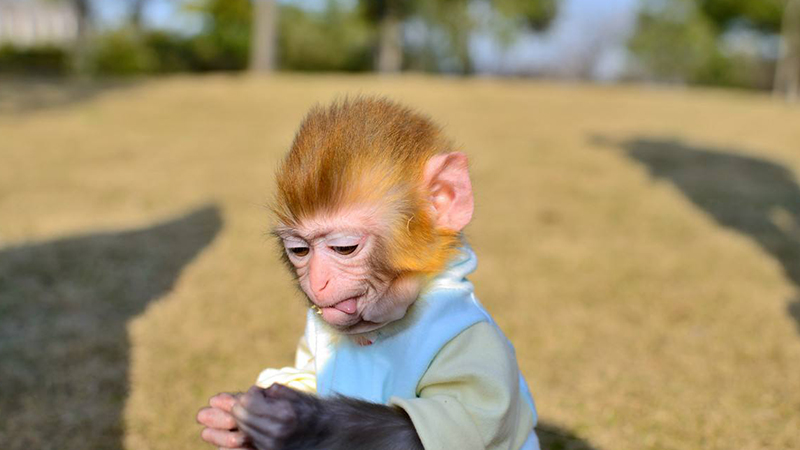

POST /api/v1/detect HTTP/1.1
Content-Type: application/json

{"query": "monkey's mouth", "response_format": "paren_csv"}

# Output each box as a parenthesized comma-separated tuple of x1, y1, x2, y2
(330, 297, 359, 314)
(318, 293, 366, 327)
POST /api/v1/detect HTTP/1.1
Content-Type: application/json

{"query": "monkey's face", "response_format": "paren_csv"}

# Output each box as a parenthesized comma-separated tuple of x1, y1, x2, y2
(277, 208, 422, 334)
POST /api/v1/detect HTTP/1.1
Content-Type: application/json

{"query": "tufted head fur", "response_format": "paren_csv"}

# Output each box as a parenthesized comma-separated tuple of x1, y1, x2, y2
(272, 97, 463, 279)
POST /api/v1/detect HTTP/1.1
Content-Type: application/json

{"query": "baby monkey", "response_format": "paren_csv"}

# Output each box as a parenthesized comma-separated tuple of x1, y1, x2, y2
(197, 97, 540, 450)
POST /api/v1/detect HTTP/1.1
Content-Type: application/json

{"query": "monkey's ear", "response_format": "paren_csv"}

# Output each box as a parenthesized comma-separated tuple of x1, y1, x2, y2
(423, 152, 474, 232)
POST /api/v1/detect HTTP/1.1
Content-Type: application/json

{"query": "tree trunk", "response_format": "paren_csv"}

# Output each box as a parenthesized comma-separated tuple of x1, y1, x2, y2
(72, 0, 92, 76)
(774, 0, 800, 102)
(376, 0, 402, 73)
(130, 0, 147, 32)
(454, 28, 473, 75)
(250, 0, 277, 73)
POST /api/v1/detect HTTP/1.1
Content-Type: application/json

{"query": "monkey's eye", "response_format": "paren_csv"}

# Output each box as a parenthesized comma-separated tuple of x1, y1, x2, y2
(331, 245, 358, 255)
(288, 247, 309, 257)
(326, 235, 363, 256)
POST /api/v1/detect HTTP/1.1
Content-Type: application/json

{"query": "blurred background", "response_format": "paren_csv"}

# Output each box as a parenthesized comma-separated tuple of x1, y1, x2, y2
(1, 1, 799, 450)
(0, 0, 797, 92)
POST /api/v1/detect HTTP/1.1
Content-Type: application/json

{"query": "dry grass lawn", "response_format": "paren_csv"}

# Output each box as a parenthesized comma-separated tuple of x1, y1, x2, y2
(1, 75, 799, 450)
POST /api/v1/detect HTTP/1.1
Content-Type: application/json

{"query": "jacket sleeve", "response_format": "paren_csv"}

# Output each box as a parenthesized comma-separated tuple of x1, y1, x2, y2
(294, 333, 314, 370)
(254, 334, 317, 393)
(389, 321, 535, 450)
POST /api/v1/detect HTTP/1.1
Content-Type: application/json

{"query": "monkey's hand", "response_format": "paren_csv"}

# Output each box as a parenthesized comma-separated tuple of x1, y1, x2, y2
(196, 392, 253, 449)
(232, 384, 423, 450)
(231, 384, 319, 450)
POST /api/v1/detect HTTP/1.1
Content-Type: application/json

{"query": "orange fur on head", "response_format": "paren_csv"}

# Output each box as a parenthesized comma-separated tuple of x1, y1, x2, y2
(272, 97, 462, 277)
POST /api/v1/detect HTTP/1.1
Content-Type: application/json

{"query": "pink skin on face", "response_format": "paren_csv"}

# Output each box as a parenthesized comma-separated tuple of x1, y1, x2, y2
(277, 208, 422, 334)
(276, 151, 475, 335)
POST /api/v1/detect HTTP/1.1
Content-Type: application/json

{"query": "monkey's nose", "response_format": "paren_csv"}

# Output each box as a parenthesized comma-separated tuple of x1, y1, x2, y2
(314, 279, 330, 293)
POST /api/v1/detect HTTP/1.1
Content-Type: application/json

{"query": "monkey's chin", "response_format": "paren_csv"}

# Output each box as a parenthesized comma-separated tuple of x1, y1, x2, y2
(319, 311, 385, 334)
(340, 320, 385, 335)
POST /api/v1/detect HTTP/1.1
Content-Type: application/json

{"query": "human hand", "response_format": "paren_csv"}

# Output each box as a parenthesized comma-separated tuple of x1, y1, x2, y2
(197, 392, 253, 449)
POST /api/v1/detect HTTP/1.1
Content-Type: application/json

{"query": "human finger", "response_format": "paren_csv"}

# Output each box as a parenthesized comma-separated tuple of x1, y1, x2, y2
(209, 393, 239, 413)
(200, 427, 248, 448)
(196, 406, 237, 430)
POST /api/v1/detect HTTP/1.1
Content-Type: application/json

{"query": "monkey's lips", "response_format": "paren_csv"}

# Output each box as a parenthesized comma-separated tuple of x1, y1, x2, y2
(332, 297, 358, 314)
(319, 295, 363, 326)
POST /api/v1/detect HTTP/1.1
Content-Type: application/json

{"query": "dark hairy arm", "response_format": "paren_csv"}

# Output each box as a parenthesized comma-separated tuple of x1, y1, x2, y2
(232, 384, 424, 450)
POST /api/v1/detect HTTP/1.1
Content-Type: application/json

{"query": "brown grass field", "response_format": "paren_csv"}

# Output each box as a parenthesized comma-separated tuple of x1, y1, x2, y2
(1, 75, 799, 450)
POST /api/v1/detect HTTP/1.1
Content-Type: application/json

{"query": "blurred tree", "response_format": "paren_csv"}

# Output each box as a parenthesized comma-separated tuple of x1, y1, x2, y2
(250, 0, 277, 73)
(698, 0, 785, 32)
(278, 1, 372, 71)
(629, 0, 722, 84)
(143, 31, 198, 73)
(360, 0, 559, 74)
(34, 0, 564, 76)
(404, 0, 561, 74)
(129, 0, 148, 31)
(91, 28, 156, 75)
(630, 0, 793, 89)
(70, 0, 93, 75)
(186, 0, 252, 71)
(0, 45, 69, 76)
(359, 0, 410, 73)
(51, 0, 151, 75)
(774, 0, 800, 100)
(493, 0, 559, 32)
(405, 0, 472, 73)
(427, 0, 475, 73)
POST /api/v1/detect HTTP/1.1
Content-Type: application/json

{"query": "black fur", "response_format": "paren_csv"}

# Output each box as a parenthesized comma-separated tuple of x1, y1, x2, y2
(235, 384, 424, 450)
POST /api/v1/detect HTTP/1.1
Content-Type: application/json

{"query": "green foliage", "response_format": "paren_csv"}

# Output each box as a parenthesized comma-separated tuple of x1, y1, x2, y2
(0, 46, 69, 76)
(142, 32, 198, 73)
(402, 0, 561, 74)
(185, 0, 252, 71)
(359, 0, 413, 22)
(494, 0, 560, 31)
(278, 2, 373, 71)
(630, 1, 721, 84)
(698, 0, 786, 32)
(410, 0, 475, 73)
(629, 0, 787, 89)
(91, 29, 157, 76)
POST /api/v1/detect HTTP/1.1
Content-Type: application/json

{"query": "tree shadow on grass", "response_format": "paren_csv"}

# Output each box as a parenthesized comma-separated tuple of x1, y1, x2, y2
(536, 421, 602, 450)
(0, 205, 222, 450)
(594, 136, 800, 335)
(0, 78, 140, 115)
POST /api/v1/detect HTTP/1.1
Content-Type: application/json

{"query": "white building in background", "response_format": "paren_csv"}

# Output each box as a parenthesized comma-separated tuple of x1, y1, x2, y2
(0, 0, 78, 47)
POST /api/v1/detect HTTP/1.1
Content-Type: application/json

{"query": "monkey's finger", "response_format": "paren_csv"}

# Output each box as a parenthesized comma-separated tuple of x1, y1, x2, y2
(242, 385, 265, 401)
(237, 391, 296, 422)
(197, 407, 237, 430)
(232, 401, 295, 437)
(200, 427, 249, 448)
(209, 393, 239, 413)
(264, 383, 303, 401)
(237, 386, 294, 421)
(235, 415, 284, 449)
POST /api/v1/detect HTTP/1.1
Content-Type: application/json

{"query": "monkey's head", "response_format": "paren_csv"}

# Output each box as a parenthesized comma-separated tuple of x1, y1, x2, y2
(272, 97, 473, 335)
